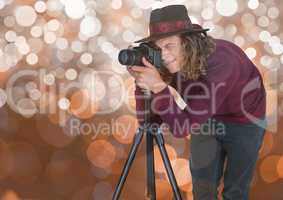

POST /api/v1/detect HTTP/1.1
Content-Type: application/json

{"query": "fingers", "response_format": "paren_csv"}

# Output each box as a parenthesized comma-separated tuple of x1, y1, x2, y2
(142, 57, 155, 69)
(127, 68, 139, 79)
(131, 66, 146, 72)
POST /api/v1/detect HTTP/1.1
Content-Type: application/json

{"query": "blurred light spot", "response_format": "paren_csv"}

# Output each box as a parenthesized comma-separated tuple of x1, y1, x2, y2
(280, 55, 283, 64)
(111, 0, 122, 10)
(56, 37, 68, 50)
(70, 89, 98, 119)
(201, 7, 214, 20)
(65, 68, 77, 80)
(234, 35, 245, 47)
(47, 19, 60, 31)
(131, 7, 143, 18)
(28, 89, 41, 101)
(0, 190, 21, 200)
(34, 0, 47, 13)
(15, 6, 37, 27)
(15, 37, 30, 55)
(87, 140, 116, 168)
(269, 36, 281, 46)
(48, 109, 69, 126)
(253, 3, 267, 16)
(209, 24, 224, 38)
(134, 0, 155, 9)
(28, 38, 43, 53)
(64, 0, 86, 19)
(44, 73, 55, 85)
(268, 21, 279, 34)
(78, 32, 89, 41)
(259, 30, 271, 42)
(106, 24, 121, 37)
(101, 41, 114, 54)
(57, 49, 74, 63)
(154, 144, 177, 173)
(61, 116, 81, 138)
(189, 15, 199, 24)
(155, 179, 173, 199)
(44, 31, 57, 44)
(257, 16, 270, 27)
(16, 98, 37, 118)
(260, 155, 281, 183)
(0, 1, 6, 10)
(58, 98, 70, 110)
(169, 158, 192, 189)
(151, 0, 186, 10)
(124, 77, 136, 109)
(5, 30, 17, 42)
(71, 40, 84, 53)
(225, 24, 237, 37)
(248, 0, 259, 10)
(122, 16, 133, 28)
(45, 0, 61, 12)
(0, 89, 7, 108)
(80, 16, 102, 37)
(267, 7, 279, 19)
(30, 26, 43, 38)
(216, 0, 238, 16)
(259, 133, 274, 158)
(109, 98, 120, 109)
(80, 53, 93, 65)
(4, 16, 15, 27)
(38, 112, 75, 146)
(81, 72, 106, 102)
(245, 47, 257, 59)
(122, 30, 135, 43)
(113, 115, 138, 144)
(260, 55, 272, 67)
(241, 13, 255, 27)
(26, 53, 38, 65)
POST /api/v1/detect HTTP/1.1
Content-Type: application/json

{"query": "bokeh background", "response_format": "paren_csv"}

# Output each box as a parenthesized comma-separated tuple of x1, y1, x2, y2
(0, 0, 282, 199)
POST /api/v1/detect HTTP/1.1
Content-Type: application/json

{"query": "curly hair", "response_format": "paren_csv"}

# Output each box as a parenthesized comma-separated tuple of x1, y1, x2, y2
(159, 32, 216, 83)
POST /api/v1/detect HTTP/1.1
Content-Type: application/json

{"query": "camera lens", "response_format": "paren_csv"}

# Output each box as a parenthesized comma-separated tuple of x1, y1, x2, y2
(118, 49, 143, 66)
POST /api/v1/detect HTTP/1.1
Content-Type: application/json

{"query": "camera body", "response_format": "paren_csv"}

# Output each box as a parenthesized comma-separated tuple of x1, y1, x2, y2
(118, 43, 163, 69)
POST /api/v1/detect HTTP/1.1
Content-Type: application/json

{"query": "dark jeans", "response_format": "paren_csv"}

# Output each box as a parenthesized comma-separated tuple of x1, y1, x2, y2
(189, 118, 266, 200)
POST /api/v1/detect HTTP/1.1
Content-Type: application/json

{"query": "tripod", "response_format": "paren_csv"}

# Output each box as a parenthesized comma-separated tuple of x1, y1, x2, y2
(112, 90, 182, 200)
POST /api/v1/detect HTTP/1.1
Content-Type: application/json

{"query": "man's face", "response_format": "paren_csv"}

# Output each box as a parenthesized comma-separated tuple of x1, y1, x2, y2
(155, 35, 184, 73)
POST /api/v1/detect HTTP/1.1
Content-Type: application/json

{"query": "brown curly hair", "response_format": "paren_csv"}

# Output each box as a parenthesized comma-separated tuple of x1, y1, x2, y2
(159, 32, 216, 83)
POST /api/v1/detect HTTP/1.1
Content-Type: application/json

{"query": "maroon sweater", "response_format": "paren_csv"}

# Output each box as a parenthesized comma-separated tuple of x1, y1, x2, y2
(135, 39, 266, 138)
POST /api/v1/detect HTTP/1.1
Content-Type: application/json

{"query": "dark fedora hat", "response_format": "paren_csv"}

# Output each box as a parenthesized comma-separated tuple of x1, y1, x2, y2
(135, 5, 209, 43)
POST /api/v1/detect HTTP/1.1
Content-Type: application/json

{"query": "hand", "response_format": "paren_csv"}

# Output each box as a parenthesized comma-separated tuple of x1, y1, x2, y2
(128, 57, 167, 93)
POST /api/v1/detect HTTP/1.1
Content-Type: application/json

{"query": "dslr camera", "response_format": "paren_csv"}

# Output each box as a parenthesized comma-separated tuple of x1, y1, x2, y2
(118, 43, 163, 69)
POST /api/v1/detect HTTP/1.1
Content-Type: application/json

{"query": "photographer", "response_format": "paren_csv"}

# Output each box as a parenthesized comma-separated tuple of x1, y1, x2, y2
(126, 5, 266, 200)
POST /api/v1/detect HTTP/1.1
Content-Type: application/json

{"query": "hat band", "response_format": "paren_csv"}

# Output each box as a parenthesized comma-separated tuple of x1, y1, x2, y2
(149, 20, 191, 35)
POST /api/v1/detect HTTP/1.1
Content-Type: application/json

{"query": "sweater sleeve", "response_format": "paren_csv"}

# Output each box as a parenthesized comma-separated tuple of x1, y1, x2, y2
(150, 56, 240, 138)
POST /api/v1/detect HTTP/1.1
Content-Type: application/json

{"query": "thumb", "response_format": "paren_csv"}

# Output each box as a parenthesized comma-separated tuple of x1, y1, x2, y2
(142, 57, 155, 69)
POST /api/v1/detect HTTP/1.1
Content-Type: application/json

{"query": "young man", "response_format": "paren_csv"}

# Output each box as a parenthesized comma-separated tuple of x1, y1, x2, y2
(127, 4, 266, 200)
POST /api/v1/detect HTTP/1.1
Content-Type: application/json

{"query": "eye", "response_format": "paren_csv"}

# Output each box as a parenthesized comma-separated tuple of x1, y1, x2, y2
(165, 44, 175, 50)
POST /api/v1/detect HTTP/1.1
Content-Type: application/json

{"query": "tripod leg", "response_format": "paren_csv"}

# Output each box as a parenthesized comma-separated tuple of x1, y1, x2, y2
(146, 128, 156, 200)
(112, 127, 145, 200)
(154, 129, 183, 200)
